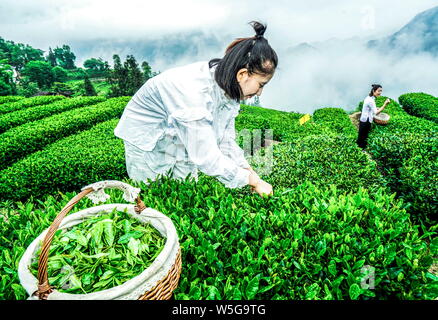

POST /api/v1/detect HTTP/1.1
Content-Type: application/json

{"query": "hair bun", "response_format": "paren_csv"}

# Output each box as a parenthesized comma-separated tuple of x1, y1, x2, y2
(249, 21, 267, 38)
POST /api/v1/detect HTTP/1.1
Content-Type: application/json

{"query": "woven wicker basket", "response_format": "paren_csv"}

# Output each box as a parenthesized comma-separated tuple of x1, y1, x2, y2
(373, 112, 390, 125)
(18, 180, 182, 300)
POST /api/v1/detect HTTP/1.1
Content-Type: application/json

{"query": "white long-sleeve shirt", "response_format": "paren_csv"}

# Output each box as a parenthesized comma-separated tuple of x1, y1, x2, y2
(114, 61, 251, 188)
(360, 96, 378, 123)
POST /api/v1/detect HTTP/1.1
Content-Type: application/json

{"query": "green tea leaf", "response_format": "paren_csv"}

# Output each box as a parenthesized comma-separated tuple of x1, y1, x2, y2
(118, 231, 143, 244)
(349, 283, 361, 300)
(102, 219, 115, 246)
(128, 238, 140, 256)
(245, 276, 260, 299)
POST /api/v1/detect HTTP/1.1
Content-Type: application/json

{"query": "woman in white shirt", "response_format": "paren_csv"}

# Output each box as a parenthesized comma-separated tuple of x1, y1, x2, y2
(114, 21, 277, 197)
(356, 84, 390, 150)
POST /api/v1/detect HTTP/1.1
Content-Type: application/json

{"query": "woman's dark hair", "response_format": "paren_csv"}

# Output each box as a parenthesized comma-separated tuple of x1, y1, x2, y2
(369, 84, 382, 97)
(209, 21, 278, 102)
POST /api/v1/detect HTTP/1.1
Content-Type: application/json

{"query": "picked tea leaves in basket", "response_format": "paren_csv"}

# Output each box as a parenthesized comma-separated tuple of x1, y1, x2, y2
(18, 180, 182, 300)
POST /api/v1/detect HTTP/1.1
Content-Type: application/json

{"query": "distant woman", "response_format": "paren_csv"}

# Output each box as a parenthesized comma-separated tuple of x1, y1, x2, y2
(114, 21, 277, 197)
(356, 84, 390, 150)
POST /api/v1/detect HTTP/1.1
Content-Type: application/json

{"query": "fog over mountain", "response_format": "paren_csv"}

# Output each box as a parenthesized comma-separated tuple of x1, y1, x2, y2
(273, 5, 438, 113)
(368, 6, 438, 56)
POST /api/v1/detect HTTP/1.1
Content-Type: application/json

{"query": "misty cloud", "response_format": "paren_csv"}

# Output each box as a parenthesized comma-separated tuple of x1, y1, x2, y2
(260, 41, 438, 114)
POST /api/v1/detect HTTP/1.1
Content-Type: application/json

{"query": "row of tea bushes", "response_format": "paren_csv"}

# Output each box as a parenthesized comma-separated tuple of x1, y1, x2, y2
(399, 92, 438, 124)
(251, 135, 388, 194)
(0, 118, 126, 202)
(312, 107, 358, 139)
(236, 104, 303, 143)
(236, 104, 335, 148)
(0, 96, 106, 134)
(359, 96, 438, 222)
(0, 97, 131, 170)
(398, 149, 437, 221)
(0, 95, 65, 115)
(0, 96, 24, 105)
(1, 175, 436, 300)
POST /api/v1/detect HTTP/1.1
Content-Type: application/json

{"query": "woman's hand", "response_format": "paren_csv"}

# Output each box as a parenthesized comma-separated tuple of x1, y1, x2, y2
(245, 167, 258, 192)
(253, 179, 273, 197)
(384, 98, 391, 106)
(247, 169, 273, 197)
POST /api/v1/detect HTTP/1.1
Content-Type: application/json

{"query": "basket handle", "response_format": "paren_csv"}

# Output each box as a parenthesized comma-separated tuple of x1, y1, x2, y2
(35, 180, 147, 300)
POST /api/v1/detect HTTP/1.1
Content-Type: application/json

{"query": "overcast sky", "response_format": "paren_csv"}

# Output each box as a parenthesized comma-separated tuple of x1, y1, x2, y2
(1, 0, 436, 51)
(1, 0, 437, 112)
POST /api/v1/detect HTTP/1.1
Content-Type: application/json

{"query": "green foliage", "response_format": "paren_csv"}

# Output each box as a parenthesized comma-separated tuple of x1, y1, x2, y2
(312, 107, 357, 138)
(359, 96, 438, 222)
(1, 177, 435, 300)
(83, 58, 110, 79)
(398, 150, 438, 219)
(0, 118, 127, 201)
(46, 47, 57, 67)
(399, 92, 438, 123)
(0, 59, 16, 95)
(0, 95, 65, 115)
(52, 45, 76, 70)
(235, 104, 334, 148)
(21, 61, 56, 90)
(52, 66, 68, 83)
(141, 61, 153, 82)
(0, 96, 104, 133)
(15, 80, 40, 97)
(254, 135, 388, 194)
(0, 97, 128, 170)
(49, 82, 74, 96)
(84, 75, 97, 96)
(0, 96, 23, 105)
(67, 79, 111, 97)
(0, 93, 436, 301)
(107, 54, 154, 97)
(0, 36, 45, 72)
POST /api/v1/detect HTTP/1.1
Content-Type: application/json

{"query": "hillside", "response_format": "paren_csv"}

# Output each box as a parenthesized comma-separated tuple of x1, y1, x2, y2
(0, 93, 436, 300)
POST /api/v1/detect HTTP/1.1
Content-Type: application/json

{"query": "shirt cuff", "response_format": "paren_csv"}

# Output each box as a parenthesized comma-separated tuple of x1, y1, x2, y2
(224, 166, 251, 189)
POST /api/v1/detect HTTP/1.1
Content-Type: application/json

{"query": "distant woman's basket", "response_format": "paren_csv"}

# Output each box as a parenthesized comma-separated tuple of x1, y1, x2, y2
(373, 112, 390, 125)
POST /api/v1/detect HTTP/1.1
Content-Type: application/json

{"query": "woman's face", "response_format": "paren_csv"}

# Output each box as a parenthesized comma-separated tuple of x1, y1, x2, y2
(374, 87, 383, 97)
(236, 64, 274, 100)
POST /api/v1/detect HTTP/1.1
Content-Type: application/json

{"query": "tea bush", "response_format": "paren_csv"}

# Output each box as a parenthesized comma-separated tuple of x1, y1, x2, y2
(359, 97, 438, 221)
(236, 104, 303, 143)
(0, 176, 436, 300)
(399, 93, 438, 124)
(312, 107, 357, 139)
(252, 135, 388, 194)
